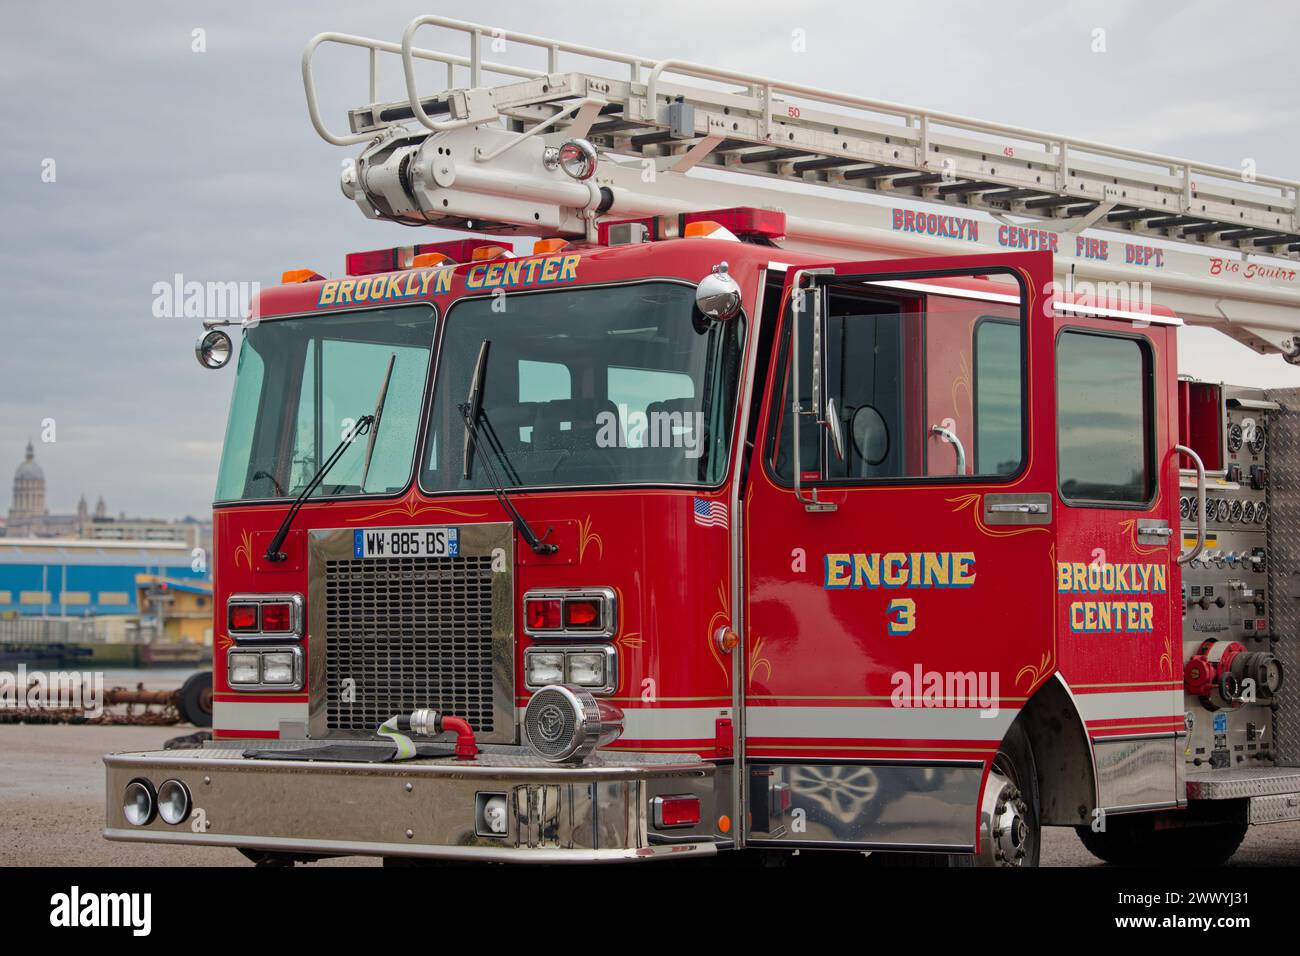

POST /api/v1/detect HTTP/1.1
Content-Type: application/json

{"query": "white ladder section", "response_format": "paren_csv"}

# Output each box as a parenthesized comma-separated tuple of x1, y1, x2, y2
(303, 16, 1300, 360)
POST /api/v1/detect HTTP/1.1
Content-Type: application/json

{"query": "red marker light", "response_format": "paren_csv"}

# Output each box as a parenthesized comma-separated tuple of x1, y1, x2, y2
(564, 598, 601, 629)
(653, 795, 701, 829)
(260, 602, 292, 633)
(228, 603, 259, 632)
(526, 598, 563, 631)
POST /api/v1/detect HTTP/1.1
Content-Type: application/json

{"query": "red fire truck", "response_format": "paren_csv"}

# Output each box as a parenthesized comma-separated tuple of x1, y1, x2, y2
(105, 17, 1300, 866)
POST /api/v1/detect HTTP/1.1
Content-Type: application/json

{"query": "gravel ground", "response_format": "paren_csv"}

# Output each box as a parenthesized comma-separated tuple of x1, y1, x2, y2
(4, 723, 1300, 867)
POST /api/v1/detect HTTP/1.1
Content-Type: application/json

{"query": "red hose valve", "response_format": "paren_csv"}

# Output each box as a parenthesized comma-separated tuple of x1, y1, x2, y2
(1184, 654, 1217, 696)
(440, 715, 479, 760)
(409, 709, 479, 760)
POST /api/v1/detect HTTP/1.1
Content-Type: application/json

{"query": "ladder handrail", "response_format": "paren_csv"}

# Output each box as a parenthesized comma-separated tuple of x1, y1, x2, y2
(398, 15, 666, 135)
(644, 58, 1299, 192)
(302, 30, 544, 146)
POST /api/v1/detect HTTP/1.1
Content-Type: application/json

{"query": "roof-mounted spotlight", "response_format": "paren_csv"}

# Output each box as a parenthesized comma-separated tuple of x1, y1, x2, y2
(195, 328, 233, 370)
(544, 138, 598, 181)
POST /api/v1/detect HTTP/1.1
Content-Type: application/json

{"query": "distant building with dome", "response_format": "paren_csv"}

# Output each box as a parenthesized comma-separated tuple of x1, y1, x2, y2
(3, 440, 210, 550)
(11, 440, 45, 519)
(5, 439, 81, 538)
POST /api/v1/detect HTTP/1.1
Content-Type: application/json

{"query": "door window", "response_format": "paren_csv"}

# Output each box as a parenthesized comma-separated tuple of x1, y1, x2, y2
(1056, 330, 1154, 505)
(770, 278, 1025, 484)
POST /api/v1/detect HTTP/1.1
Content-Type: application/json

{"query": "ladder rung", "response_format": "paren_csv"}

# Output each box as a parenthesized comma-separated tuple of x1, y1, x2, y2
(1146, 216, 1203, 228)
(1179, 222, 1232, 236)
(1022, 195, 1084, 210)
(740, 148, 811, 165)
(983, 188, 1044, 202)
(1108, 209, 1158, 223)
(792, 157, 860, 173)
(590, 120, 643, 135)
(841, 165, 911, 181)
(628, 129, 680, 148)
(891, 173, 946, 187)
(1220, 228, 1277, 240)
(936, 181, 999, 196)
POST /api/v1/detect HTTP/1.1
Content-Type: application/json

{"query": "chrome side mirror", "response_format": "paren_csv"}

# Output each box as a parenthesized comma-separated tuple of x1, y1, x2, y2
(825, 396, 846, 462)
(695, 262, 742, 321)
(195, 329, 232, 369)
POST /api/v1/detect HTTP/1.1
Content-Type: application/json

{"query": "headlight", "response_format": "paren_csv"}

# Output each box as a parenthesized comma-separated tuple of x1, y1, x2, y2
(123, 779, 156, 826)
(525, 651, 565, 686)
(227, 646, 303, 690)
(157, 779, 191, 825)
(524, 645, 616, 694)
(523, 685, 623, 763)
(229, 652, 261, 685)
(566, 651, 607, 688)
(261, 652, 296, 685)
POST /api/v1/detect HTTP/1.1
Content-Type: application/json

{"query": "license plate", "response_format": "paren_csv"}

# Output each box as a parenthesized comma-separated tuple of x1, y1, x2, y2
(353, 526, 459, 559)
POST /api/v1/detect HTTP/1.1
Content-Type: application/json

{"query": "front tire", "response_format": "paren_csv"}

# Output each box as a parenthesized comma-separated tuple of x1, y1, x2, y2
(957, 719, 1041, 866)
(878, 720, 1041, 867)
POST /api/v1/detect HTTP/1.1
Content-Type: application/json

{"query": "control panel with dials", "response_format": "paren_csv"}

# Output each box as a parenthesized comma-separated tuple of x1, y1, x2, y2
(1180, 387, 1283, 770)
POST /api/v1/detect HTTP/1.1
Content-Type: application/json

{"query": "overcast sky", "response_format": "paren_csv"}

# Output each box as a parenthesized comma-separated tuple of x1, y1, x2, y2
(4, 0, 1300, 519)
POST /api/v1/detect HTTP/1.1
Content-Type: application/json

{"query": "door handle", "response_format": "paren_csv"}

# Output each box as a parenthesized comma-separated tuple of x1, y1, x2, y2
(988, 502, 1048, 514)
(984, 492, 1052, 525)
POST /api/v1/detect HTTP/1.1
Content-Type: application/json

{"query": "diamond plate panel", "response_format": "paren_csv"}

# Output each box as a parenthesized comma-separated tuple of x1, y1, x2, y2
(1265, 387, 1300, 766)
(1185, 766, 1300, 800)
(1249, 792, 1300, 824)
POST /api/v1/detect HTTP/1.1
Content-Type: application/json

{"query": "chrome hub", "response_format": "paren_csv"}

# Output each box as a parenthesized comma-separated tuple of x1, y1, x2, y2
(979, 766, 1030, 866)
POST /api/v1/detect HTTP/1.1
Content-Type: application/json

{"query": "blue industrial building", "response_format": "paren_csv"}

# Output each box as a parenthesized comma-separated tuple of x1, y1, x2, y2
(0, 539, 207, 617)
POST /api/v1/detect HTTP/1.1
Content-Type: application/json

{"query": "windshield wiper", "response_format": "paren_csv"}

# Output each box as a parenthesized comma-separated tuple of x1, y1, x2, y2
(264, 414, 373, 563)
(460, 339, 557, 555)
(360, 352, 397, 489)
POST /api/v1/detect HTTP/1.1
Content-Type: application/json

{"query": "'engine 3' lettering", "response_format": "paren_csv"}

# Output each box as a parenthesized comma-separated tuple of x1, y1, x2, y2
(824, 551, 976, 589)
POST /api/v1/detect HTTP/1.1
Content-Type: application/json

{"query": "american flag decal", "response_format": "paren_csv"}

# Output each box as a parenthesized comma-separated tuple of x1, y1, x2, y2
(693, 497, 728, 529)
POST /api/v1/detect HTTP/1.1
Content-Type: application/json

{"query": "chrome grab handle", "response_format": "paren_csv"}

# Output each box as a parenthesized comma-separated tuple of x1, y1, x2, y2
(988, 502, 1047, 514)
(1144, 527, 1176, 538)
(1176, 443, 1206, 564)
(789, 269, 836, 512)
(930, 425, 966, 475)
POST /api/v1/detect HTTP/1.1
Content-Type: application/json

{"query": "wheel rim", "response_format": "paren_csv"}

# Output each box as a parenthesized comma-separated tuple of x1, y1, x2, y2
(978, 764, 1031, 866)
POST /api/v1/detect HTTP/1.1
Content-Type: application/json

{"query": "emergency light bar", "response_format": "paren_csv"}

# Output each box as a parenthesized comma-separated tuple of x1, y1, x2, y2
(344, 239, 512, 277)
(681, 207, 786, 242)
(599, 208, 786, 246)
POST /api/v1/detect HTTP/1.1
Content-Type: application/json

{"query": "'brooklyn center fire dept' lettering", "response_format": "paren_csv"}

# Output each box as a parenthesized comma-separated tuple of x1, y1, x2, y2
(1057, 560, 1167, 634)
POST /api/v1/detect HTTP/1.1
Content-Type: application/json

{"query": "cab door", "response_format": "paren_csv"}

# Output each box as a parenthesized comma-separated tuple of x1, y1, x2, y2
(742, 250, 1057, 851)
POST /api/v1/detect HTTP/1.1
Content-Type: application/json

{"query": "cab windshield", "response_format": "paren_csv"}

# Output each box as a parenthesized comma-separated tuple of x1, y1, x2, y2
(215, 305, 436, 502)
(421, 282, 743, 491)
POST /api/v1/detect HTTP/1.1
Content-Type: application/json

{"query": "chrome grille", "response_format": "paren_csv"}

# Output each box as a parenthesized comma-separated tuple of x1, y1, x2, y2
(322, 555, 497, 734)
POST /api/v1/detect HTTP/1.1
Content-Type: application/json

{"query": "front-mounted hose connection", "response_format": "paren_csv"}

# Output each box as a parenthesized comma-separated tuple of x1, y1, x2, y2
(379, 709, 479, 761)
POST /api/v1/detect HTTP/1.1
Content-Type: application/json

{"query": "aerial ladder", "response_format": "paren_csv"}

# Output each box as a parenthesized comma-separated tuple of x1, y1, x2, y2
(303, 15, 1300, 363)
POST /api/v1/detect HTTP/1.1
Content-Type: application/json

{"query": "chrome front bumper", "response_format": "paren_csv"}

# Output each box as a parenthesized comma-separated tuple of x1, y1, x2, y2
(104, 741, 721, 863)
